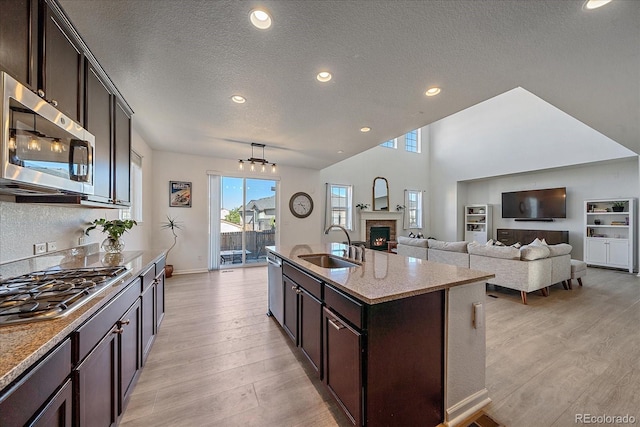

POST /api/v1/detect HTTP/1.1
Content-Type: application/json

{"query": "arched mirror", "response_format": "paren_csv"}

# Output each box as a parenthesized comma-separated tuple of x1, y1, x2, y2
(373, 177, 389, 211)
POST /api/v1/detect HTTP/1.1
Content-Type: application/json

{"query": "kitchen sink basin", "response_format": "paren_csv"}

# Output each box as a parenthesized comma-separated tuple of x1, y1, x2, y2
(298, 254, 361, 269)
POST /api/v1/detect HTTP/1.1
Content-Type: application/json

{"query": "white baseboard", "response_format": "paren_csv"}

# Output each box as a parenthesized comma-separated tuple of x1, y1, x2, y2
(171, 268, 209, 275)
(445, 388, 491, 427)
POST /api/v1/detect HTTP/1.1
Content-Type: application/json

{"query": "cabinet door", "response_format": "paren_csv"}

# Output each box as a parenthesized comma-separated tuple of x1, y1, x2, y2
(30, 379, 72, 427)
(607, 239, 629, 268)
(283, 277, 298, 344)
(585, 239, 607, 264)
(119, 299, 141, 414)
(0, 0, 37, 86)
(299, 288, 322, 376)
(76, 326, 118, 427)
(113, 99, 131, 205)
(40, 1, 84, 123)
(155, 271, 165, 328)
(141, 283, 156, 365)
(85, 61, 113, 203)
(323, 308, 362, 426)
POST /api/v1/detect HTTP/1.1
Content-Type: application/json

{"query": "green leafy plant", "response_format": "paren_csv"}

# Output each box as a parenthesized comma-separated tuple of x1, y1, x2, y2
(356, 203, 370, 210)
(613, 202, 625, 208)
(161, 216, 183, 262)
(85, 218, 137, 241)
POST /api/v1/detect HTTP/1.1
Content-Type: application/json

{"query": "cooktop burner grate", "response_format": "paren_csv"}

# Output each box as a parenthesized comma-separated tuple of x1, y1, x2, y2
(0, 266, 129, 325)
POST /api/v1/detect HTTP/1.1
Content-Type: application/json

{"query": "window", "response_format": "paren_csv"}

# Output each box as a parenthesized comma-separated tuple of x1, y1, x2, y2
(380, 138, 397, 149)
(405, 190, 423, 229)
(405, 129, 421, 153)
(326, 184, 353, 230)
(120, 151, 142, 221)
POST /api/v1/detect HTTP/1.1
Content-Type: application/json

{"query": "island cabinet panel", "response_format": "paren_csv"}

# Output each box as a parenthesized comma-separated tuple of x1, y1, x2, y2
(0, 338, 71, 427)
(323, 307, 362, 426)
(299, 287, 323, 374)
(282, 275, 299, 343)
(365, 290, 444, 427)
(0, 0, 38, 87)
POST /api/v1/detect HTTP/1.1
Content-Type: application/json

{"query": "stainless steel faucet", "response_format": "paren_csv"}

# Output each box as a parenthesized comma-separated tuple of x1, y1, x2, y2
(324, 224, 351, 247)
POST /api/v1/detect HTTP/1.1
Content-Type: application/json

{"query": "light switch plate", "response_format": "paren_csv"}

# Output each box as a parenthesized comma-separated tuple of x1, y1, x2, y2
(46, 241, 57, 252)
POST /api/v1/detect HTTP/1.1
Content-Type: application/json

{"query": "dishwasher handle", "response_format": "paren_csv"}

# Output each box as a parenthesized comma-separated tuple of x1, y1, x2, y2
(267, 256, 282, 267)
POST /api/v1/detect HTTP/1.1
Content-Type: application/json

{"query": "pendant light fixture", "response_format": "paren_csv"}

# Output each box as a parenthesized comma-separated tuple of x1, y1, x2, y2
(238, 143, 276, 173)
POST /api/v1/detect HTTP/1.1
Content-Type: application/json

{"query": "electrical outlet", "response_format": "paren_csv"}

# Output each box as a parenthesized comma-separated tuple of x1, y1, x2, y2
(78, 236, 86, 245)
(46, 241, 57, 252)
(34, 243, 46, 255)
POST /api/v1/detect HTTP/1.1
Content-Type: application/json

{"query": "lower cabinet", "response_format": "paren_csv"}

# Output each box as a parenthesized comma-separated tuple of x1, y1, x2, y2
(119, 299, 141, 413)
(141, 281, 156, 364)
(282, 276, 298, 343)
(323, 307, 362, 426)
(31, 378, 73, 427)
(585, 238, 630, 270)
(299, 287, 322, 374)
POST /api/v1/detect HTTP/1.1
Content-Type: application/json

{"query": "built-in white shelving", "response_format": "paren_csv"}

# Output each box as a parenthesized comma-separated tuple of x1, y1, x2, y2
(465, 204, 492, 244)
(584, 198, 636, 273)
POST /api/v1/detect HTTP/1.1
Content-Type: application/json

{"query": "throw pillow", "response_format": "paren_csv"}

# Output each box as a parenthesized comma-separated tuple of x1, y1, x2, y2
(494, 240, 505, 246)
(485, 239, 494, 246)
(511, 242, 522, 249)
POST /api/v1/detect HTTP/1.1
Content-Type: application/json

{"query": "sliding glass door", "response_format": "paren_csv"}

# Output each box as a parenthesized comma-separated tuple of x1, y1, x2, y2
(217, 176, 277, 267)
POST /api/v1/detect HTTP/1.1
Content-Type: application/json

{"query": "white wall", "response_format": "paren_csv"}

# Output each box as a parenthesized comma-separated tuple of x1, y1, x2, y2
(461, 158, 639, 259)
(428, 87, 638, 242)
(319, 133, 430, 243)
(151, 150, 321, 274)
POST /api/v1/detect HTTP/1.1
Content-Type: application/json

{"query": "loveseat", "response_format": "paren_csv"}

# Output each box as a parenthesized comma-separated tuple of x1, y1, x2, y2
(396, 236, 572, 304)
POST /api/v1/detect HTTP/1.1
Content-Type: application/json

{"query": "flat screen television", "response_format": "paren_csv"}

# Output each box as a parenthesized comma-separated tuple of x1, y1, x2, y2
(502, 187, 566, 220)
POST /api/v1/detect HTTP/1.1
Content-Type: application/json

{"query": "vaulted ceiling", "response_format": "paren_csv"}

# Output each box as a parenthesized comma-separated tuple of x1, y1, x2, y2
(59, 0, 640, 170)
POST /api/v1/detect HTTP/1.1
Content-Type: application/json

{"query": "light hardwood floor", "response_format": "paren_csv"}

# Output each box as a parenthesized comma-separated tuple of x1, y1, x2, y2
(121, 266, 640, 427)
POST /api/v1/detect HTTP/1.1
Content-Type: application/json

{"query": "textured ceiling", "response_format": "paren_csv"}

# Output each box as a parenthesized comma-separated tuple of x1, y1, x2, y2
(58, 0, 640, 170)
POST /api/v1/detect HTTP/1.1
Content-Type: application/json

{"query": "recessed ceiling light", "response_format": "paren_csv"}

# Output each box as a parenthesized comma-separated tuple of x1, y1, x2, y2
(249, 8, 272, 29)
(425, 87, 441, 97)
(583, 0, 613, 10)
(231, 95, 246, 104)
(316, 71, 332, 82)
(360, 127, 371, 133)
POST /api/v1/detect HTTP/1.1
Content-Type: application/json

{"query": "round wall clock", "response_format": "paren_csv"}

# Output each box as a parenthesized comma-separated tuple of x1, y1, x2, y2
(289, 192, 314, 218)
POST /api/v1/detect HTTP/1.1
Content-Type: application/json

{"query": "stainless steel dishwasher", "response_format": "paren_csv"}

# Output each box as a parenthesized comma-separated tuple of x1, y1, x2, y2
(267, 252, 284, 326)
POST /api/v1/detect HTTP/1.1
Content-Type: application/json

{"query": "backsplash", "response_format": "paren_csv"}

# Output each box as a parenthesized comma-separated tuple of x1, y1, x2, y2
(0, 201, 114, 263)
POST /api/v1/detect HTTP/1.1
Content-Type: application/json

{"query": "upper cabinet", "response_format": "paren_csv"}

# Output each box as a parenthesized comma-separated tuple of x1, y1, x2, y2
(0, 0, 133, 207)
(39, 0, 84, 123)
(0, 0, 38, 87)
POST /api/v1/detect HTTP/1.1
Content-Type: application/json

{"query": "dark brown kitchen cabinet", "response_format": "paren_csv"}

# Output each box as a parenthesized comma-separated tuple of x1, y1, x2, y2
(113, 99, 131, 205)
(299, 287, 322, 374)
(74, 278, 141, 426)
(0, 0, 38, 87)
(155, 267, 166, 328)
(119, 299, 141, 414)
(323, 307, 362, 427)
(0, 338, 71, 427)
(75, 324, 118, 427)
(141, 266, 156, 364)
(282, 276, 298, 343)
(31, 378, 73, 427)
(39, 0, 84, 123)
(85, 60, 114, 203)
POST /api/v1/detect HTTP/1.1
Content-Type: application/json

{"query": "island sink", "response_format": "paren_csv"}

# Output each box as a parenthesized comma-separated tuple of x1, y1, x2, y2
(298, 254, 360, 269)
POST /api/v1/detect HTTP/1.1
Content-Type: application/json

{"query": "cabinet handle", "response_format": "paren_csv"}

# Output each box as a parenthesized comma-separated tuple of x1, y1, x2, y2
(38, 89, 45, 97)
(113, 327, 124, 334)
(119, 319, 131, 326)
(50, 99, 58, 107)
(328, 318, 345, 331)
(295, 288, 302, 294)
(291, 286, 297, 291)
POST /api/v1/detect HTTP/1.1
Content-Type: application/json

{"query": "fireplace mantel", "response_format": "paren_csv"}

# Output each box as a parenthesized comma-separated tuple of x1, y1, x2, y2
(359, 211, 404, 241)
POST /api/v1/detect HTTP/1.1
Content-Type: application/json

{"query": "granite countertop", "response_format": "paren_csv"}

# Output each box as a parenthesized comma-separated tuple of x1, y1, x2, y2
(0, 249, 165, 391)
(267, 243, 494, 305)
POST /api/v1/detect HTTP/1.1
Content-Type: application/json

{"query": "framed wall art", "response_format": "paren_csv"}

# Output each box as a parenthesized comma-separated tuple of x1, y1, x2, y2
(169, 181, 192, 207)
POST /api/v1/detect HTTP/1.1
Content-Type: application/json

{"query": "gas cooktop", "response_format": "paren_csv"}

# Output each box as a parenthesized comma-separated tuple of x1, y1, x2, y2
(0, 266, 129, 326)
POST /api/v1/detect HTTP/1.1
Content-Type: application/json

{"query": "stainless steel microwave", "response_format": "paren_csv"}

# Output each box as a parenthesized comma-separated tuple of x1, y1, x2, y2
(0, 72, 95, 196)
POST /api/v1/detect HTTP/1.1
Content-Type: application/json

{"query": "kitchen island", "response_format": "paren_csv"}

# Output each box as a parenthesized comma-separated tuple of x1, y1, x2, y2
(267, 243, 494, 427)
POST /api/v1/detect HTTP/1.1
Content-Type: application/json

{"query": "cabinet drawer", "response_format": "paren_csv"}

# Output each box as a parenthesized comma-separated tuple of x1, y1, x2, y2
(0, 338, 71, 427)
(141, 265, 155, 292)
(283, 262, 322, 300)
(74, 278, 140, 363)
(324, 285, 363, 330)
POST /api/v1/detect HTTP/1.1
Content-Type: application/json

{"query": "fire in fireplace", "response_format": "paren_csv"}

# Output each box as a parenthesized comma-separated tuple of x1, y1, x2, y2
(370, 226, 391, 251)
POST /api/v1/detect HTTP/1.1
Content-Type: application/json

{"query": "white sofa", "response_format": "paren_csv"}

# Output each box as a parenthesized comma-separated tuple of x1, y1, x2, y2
(396, 237, 572, 304)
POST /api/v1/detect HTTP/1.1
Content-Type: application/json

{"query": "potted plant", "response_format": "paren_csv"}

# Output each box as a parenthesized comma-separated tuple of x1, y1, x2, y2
(85, 218, 137, 254)
(612, 202, 626, 212)
(356, 203, 370, 211)
(161, 216, 182, 278)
